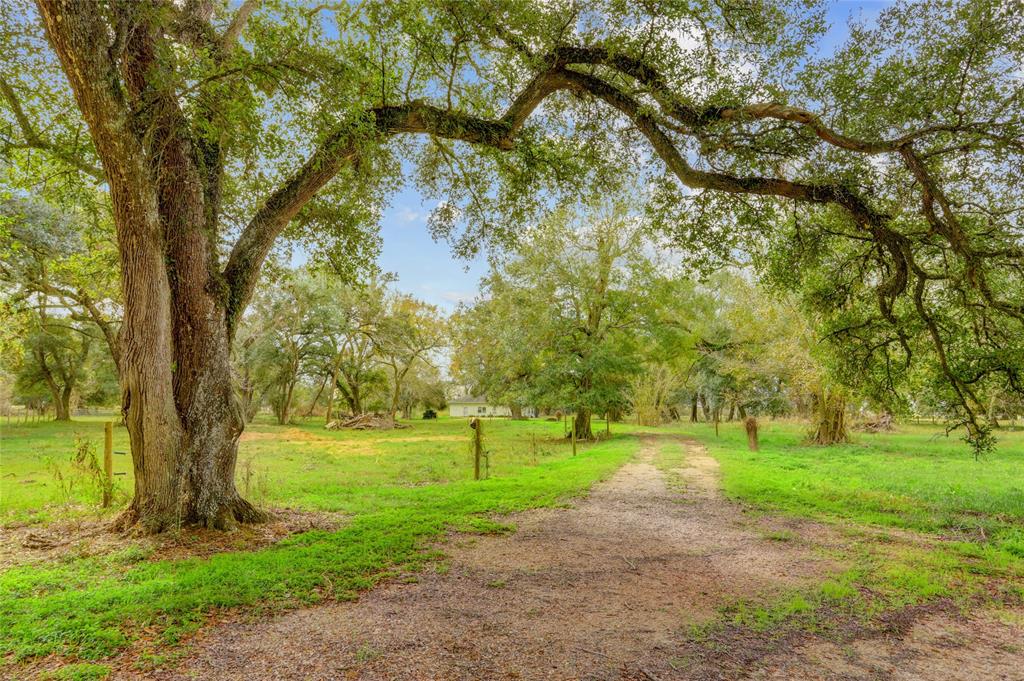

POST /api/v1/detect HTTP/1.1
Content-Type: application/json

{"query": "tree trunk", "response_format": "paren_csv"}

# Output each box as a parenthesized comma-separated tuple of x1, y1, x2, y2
(115, 291, 265, 532)
(351, 383, 362, 414)
(690, 394, 699, 422)
(574, 408, 593, 440)
(809, 391, 849, 445)
(389, 377, 401, 424)
(52, 392, 70, 421)
(113, 225, 265, 531)
(37, 0, 268, 534)
(325, 363, 339, 423)
(34, 348, 72, 421)
(274, 376, 297, 425)
(338, 377, 362, 415)
(510, 404, 523, 419)
(59, 385, 73, 421)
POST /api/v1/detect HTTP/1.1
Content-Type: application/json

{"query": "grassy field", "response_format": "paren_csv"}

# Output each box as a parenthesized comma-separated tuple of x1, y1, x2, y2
(0, 414, 593, 524)
(0, 415, 634, 665)
(676, 420, 1024, 632)
(2, 415, 1024, 673)
(680, 420, 1024, 555)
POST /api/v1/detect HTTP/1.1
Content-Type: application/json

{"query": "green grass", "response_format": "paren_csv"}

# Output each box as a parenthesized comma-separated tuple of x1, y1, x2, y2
(0, 415, 133, 524)
(677, 420, 1024, 639)
(0, 415, 590, 523)
(4, 415, 1024, 667)
(680, 421, 1024, 556)
(0, 415, 635, 664)
(40, 662, 111, 680)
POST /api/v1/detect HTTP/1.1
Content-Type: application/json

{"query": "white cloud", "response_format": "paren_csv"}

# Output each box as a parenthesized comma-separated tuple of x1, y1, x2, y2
(440, 290, 476, 305)
(398, 207, 424, 223)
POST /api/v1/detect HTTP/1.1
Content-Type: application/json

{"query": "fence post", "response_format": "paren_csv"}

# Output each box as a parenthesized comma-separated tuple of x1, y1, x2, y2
(471, 417, 482, 480)
(103, 421, 113, 507)
(744, 416, 759, 452)
(571, 415, 577, 456)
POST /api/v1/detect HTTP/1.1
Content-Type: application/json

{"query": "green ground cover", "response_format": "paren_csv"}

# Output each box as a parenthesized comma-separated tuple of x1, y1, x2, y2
(0, 415, 601, 524)
(0, 415, 633, 665)
(678, 420, 1024, 635)
(681, 421, 1024, 554)
(3, 415, 1024, 673)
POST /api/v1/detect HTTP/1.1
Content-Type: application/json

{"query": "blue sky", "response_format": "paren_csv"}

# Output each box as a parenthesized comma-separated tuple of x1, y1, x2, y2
(375, 187, 486, 310)
(377, 1, 893, 311)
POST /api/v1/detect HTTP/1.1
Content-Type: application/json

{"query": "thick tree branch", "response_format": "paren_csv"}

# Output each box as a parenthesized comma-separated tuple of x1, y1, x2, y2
(218, 39, 1015, 445)
(551, 45, 1018, 157)
(35, 0, 150, 190)
(223, 69, 572, 332)
(222, 57, 898, 334)
(556, 69, 888, 228)
(220, 0, 260, 53)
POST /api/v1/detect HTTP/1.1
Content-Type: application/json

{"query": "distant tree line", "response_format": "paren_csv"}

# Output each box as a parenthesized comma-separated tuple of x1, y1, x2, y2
(235, 269, 448, 425)
(451, 200, 1024, 445)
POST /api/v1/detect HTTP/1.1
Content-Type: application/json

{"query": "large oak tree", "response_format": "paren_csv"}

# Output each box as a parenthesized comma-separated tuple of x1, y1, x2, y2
(3, 0, 1021, 530)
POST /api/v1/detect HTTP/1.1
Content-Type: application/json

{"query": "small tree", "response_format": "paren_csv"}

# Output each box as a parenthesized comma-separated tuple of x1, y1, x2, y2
(370, 294, 447, 424)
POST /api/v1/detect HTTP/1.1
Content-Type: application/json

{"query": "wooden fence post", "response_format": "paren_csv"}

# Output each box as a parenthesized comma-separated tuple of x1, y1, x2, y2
(471, 417, 482, 480)
(744, 416, 759, 452)
(571, 415, 577, 457)
(103, 421, 113, 507)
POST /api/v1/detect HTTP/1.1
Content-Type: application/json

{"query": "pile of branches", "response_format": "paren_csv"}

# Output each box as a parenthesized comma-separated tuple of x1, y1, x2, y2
(857, 413, 895, 433)
(325, 413, 410, 431)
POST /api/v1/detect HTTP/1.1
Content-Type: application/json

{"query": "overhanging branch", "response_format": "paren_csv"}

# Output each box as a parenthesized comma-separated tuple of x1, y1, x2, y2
(0, 74, 105, 181)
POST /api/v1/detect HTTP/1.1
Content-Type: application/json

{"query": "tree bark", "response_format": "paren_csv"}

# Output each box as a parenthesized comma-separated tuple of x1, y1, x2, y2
(690, 393, 699, 422)
(37, 1, 265, 532)
(700, 394, 711, 421)
(574, 408, 593, 440)
(809, 390, 849, 445)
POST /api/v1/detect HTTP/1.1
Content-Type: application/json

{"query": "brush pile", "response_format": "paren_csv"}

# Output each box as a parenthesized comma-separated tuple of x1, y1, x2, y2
(325, 413, 410, 430)
(857, 413, 894, 433)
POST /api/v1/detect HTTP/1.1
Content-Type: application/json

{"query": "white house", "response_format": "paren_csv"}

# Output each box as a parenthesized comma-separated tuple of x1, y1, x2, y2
(448, 396, 537, 418)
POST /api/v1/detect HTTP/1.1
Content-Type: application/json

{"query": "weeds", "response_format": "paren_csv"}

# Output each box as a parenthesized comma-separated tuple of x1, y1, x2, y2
(46, 438, 115, 511)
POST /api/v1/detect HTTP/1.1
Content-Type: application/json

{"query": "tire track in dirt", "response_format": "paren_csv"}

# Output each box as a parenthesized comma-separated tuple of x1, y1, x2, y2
(153, 435, 840, 680)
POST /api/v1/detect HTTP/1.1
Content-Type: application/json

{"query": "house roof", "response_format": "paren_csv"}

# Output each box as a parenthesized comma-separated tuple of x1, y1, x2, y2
(449, 395, 488, 404)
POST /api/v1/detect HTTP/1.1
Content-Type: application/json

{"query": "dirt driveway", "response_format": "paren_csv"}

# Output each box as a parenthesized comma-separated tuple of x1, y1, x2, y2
(146, 435, 1023, 681)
